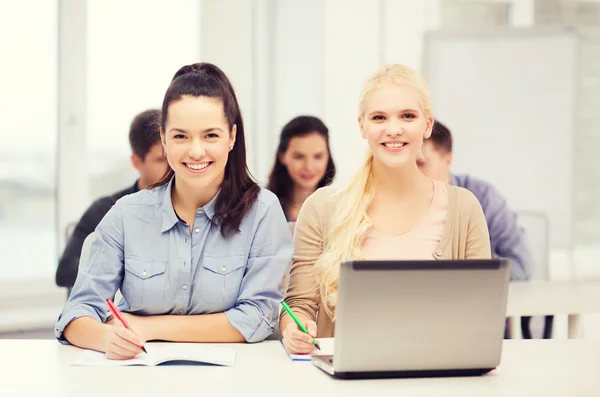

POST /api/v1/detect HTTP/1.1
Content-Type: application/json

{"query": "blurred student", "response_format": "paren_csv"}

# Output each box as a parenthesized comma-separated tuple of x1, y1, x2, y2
(55, 63, 292, 359)
(266, 116, 336, 222)
(281, 65, 491, 354)
(55, 109, 166, 291)
(417, 121, 531, 281)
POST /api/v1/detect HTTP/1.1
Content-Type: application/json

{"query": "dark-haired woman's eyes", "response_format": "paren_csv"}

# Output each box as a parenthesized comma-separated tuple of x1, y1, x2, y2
(206, 133, 219, 139)
(173, 134, 185, 139)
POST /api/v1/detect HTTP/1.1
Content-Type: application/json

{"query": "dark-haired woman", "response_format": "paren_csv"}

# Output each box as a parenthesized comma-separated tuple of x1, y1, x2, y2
(56, 63, 293, 359)
(266, 116, 336, 222)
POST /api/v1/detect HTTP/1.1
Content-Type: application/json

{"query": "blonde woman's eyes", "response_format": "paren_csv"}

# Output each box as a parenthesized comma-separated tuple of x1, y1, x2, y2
(402, 113, 417, 119)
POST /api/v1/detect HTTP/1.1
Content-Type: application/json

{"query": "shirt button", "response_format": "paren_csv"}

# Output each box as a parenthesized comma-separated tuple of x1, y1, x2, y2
(194, 228, 200, 233)
(197, 209, 203, 215)
(178, 309, 183, 314)
(142, 271, 147, 277)
(267, 313, 272, 319)
(182, 284, 188, 290)
(435, 249, 443, 256)
(221, 266, 227, 273)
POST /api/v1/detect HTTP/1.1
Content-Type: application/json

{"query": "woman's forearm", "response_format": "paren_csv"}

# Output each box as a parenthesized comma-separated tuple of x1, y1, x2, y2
(280, 312, 311, 333)
(63, 316, 108, 352)
(143, 312, 246, 343)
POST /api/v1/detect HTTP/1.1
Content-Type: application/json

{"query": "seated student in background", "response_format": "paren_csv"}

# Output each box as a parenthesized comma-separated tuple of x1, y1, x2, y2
(55, 109, 166, 291)
(281, 64, 491, 354)
(417, 121, 531, 281)
(55, 62, 293, 359)
(266, 115, 336, 222)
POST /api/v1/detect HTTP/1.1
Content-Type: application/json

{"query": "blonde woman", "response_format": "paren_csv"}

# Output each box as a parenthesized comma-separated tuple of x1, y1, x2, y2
(280, 65, 491, 354)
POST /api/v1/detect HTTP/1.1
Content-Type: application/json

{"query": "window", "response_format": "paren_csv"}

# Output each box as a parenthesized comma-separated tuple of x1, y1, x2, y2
(0, 1, 58, 280)
(87, 0, 201, 198)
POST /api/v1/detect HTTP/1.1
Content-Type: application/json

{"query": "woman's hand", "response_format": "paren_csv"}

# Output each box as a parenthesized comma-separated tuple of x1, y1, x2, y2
(282, 320, 318, 354)
(103, 322, 146, 360)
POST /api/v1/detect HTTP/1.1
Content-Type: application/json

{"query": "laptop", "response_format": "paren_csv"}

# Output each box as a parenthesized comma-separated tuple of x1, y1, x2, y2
(311, 259, 510, 379)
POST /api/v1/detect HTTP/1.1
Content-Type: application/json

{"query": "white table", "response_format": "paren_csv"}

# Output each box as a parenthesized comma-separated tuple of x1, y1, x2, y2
(507, 280, 600, 339)
(0, 339, 598, 397)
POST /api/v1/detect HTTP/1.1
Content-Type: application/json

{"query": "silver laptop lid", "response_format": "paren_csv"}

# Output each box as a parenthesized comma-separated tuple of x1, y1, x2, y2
(333, 260, 510, 373)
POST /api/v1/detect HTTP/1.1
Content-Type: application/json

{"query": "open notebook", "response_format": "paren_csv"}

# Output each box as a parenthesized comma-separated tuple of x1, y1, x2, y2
(281, 337, 334, 361)
(72, 343, 237, 367)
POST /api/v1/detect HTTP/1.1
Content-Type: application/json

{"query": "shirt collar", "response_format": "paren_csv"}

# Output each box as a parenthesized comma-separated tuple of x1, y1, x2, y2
(201, 189, 219, 221)
(160, 177, 179, 233)
(160, 176, 220, 233)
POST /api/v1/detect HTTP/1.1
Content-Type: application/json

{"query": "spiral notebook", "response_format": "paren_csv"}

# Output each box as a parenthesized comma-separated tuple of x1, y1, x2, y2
(72, 343, 237, 367)
(280, 338, 334, 361)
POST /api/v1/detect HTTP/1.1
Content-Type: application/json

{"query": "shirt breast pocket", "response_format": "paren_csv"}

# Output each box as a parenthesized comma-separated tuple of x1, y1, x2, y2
(122, 258, 168, 310)
(200, 255, 246, 306)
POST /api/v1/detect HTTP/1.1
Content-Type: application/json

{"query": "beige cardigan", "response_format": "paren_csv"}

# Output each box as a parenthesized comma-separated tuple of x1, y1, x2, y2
(281, 183, 492, 338)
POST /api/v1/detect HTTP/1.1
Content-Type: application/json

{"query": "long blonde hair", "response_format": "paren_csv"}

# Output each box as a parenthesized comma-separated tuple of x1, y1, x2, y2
(314, 64, 433, 319)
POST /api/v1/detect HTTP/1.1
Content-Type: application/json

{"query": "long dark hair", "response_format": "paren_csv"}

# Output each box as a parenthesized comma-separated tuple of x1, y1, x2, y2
(153, 62, 259, 237)
(266, 115, 336, 212)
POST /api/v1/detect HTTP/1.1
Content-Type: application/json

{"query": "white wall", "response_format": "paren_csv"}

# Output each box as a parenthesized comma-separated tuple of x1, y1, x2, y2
(200, 0, 256, 174)
(273, 0, 325, 137)
(535, 0, 600, 246)
(266, 0, 442, 183)
(382, 0, 441, 69)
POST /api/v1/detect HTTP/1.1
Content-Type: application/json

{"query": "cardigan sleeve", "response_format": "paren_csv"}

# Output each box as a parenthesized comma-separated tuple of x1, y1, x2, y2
(465, 191, 493, 259)
(281, 188, 332, 323)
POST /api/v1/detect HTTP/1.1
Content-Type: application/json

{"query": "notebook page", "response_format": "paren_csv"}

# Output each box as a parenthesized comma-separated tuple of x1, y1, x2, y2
(281, 338, 334, 361)
(149, 343, 236, 366)
(72, 343, 236, 367)
(72, 349, 153, 366)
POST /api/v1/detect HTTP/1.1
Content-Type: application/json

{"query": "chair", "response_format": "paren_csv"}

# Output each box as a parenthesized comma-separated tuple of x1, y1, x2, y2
(65, 232, 96, 297)
(288, 221, 296, 236)
(516, 211, 554, 339)
(64, 221, 76, 241)
(78, 232, 95, 270)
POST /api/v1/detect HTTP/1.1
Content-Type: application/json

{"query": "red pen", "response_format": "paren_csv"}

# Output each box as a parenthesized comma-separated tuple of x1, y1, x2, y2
(106, 299, 147, 353)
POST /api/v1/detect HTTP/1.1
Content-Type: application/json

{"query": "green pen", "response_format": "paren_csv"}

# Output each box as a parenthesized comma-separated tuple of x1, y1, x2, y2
(281, 301, 321, 350)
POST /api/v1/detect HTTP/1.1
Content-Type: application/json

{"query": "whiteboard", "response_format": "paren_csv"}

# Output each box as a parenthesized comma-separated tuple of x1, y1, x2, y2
(423, 28, 578, 249)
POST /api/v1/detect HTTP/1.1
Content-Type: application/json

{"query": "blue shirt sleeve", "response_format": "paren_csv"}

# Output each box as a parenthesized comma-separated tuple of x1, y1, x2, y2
(224, 197, 293, 343)
(54, 204, 125, 343)
(481, 187, 532, 281)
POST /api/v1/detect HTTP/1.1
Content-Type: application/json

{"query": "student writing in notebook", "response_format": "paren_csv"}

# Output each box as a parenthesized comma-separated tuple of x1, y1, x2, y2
(280, 64, 491, 354)
(56, 63, 293, 359)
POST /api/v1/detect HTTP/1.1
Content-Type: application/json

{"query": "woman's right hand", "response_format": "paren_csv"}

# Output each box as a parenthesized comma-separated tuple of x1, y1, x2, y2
(103, 323, 146, 360)
(282, 320, 318, 354)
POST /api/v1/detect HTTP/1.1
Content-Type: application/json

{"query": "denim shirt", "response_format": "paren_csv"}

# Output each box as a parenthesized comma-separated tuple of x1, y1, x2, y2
(55, 177, 293, 343)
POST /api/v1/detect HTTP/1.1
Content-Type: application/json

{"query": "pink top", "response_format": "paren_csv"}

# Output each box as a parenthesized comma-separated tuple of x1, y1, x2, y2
(361, 180, 448, 260)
